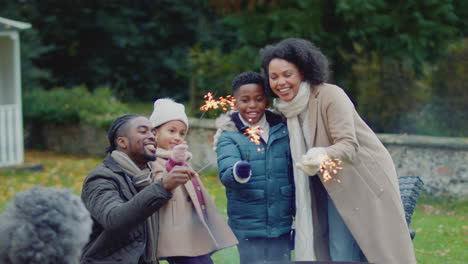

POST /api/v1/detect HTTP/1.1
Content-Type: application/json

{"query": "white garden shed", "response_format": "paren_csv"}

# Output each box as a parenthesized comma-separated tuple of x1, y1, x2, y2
(0, 17, 31, 167)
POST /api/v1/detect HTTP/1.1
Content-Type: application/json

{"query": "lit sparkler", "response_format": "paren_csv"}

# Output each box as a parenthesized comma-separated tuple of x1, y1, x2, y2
(244, 126, 264, 145)
(319, 157, 343, 183)
(199, 92, 236, 111)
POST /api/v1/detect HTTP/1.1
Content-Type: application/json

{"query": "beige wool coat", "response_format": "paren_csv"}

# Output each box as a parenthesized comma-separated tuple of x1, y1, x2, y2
(304, 83, 416, 264)
(150, 156, 238, 258)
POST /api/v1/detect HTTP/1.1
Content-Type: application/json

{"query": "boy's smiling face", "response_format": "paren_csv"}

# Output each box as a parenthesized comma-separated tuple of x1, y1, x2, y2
(234, 83, 268, 125)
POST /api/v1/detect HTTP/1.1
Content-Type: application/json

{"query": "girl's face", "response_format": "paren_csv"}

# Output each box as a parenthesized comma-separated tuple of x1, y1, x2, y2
(268, 58, 304, 102)
(155, 120, 187, 150)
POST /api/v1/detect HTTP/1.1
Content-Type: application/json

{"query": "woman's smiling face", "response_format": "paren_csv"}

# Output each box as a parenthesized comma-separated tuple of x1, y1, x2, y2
(268, 58, 304, 102)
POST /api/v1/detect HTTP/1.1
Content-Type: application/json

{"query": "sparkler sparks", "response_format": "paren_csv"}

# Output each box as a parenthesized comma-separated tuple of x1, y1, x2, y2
(199, 92, 236, 111)
(244, 126, 264, 145)
(319, 157, 343, 183)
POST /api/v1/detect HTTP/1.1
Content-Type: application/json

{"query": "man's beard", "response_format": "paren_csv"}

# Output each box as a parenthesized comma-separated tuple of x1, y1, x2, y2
(141, 153, 157, 162)
(128, 140, 157, 162)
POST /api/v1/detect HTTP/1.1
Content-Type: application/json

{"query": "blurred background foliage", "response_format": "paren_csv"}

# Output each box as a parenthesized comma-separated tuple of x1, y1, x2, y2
(0, 0, 467, 136)
(23, 86, 128, 128)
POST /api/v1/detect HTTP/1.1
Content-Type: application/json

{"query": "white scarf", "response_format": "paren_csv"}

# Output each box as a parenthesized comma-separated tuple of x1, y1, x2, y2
(275, 82, 316, 261)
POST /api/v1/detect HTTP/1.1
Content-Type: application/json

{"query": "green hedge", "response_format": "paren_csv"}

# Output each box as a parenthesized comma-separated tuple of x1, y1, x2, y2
(23, 86, 129, 128)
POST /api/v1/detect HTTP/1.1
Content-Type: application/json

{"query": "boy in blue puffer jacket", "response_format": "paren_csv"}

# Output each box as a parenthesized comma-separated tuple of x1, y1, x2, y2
(214, 71, 295, 264)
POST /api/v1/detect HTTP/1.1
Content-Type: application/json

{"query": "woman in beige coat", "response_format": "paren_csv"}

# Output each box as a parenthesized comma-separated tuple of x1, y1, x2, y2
(260, 38, 416, 264)
(148, 98, 237, 264)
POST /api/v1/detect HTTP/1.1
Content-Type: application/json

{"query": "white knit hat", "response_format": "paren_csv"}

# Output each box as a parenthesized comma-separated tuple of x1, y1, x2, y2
(149, 98, 189, 130)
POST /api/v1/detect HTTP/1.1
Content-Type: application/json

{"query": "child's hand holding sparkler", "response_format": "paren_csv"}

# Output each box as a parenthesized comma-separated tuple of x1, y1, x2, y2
(233, 160, 252, 183)
(171, 143, 189, 163)
(166, 142, 189, 173)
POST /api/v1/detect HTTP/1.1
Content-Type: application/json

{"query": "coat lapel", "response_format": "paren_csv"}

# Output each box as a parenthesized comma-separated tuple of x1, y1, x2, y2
(103, 154, 136, 199)
(184, 179, 205, 222)
(307, 85, 320, 147)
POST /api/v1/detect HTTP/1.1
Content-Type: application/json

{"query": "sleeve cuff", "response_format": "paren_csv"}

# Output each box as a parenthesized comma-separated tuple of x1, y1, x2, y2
(233, 160, 251, 184)
(155, 178, 173, 199)
(166, 158, 187, 172)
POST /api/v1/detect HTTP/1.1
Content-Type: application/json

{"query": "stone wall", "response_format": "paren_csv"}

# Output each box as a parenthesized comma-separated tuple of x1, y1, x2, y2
(187, 119, 468, 198)
(379, 134, 468, 198)
(34, 118, 468, 198)
(32, 123, 109, 156)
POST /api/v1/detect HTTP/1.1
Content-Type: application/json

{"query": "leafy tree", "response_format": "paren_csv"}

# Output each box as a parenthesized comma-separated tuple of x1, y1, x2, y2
(1, 0, 219, 101)
(206, 0, 466, 133)
(1, 0, 466, 135)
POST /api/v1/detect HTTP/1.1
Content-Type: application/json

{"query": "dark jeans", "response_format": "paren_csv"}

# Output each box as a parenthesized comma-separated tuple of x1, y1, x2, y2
(166, 254, 213, 264)
(237, 233, 291, 264)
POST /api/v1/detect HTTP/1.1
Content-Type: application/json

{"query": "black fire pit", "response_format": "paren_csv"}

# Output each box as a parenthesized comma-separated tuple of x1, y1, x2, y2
(267, 261, 372, 264)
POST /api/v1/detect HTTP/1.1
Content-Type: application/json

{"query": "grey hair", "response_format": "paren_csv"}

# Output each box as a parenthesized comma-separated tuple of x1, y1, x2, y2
(0, 187, 92, 264)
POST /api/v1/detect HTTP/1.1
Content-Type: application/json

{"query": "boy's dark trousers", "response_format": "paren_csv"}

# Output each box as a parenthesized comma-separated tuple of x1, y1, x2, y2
(238, 233, 291, 264)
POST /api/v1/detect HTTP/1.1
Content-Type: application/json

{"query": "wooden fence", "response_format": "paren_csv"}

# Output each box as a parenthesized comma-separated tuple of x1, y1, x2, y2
(0, 104, 23, 167)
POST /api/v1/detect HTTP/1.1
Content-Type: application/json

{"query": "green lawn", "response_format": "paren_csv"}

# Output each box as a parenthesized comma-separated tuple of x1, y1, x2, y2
(0, 151, 466, 264)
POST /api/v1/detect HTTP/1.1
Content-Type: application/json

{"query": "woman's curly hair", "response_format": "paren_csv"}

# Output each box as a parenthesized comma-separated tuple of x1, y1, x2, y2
(0, 187, 92, 264)
(260, 38, 330, 96)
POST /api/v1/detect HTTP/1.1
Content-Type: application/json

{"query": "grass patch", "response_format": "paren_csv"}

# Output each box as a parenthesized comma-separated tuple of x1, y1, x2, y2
(0, 151, 466, 263)
(0, 151, 101, 211)
(411, 196, 467, 264)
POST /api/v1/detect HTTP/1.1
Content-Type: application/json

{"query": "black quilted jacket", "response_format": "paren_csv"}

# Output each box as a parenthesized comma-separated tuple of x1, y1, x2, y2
(80, 155, 172, 264)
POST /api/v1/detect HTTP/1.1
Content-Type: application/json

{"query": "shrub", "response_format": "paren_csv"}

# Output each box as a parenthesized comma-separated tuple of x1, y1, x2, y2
(23, 85, 129, 128)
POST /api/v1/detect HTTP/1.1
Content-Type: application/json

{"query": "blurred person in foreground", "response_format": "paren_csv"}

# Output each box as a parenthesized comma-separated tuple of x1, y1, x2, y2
(0, 186, 92, 264)
(80, 114, 192, 264)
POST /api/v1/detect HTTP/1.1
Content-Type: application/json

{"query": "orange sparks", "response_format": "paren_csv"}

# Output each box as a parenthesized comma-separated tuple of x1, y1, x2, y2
(244, 126, 264, 145)
(199, 92, 236, 111)
(319, 158, 343, 183)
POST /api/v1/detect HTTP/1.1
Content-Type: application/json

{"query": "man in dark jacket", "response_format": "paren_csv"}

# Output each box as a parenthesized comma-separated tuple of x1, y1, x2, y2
(80, 114, 193, 264)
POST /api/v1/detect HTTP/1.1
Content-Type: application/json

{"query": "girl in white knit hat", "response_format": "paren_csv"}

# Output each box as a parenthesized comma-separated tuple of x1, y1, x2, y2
(148, 98, 237, 264)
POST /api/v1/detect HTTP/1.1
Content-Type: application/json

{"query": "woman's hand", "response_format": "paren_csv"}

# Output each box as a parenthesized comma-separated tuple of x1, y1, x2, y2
(296, 147, 328, 176)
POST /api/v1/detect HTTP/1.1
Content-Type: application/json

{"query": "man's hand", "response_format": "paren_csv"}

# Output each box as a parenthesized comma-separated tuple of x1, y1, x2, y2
(162, 166, 191, 191)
